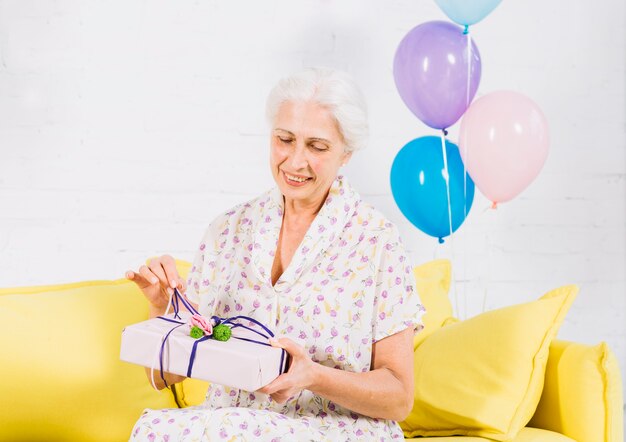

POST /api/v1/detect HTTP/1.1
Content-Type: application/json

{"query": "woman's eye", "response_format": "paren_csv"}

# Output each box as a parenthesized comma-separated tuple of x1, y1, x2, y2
(310, 143, 328, 152)
(278, 137, 293, 144)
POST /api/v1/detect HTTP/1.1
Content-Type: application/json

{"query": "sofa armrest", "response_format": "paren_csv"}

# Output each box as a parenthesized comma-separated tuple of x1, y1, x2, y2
(528, 339, 623, 442)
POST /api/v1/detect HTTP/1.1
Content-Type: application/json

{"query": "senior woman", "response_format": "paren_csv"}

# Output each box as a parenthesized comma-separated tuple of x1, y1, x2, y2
(126, 67, 424, 441)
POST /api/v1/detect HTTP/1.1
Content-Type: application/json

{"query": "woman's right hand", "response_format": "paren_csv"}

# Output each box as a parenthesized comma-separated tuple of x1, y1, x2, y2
(125, 255, 186, 315)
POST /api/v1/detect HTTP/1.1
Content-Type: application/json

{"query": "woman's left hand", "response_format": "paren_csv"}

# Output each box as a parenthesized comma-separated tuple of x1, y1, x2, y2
(257, 337, 317, 403)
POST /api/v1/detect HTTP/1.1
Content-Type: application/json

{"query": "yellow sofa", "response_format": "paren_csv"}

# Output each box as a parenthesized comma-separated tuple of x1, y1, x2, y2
(0, 260, 622, 441)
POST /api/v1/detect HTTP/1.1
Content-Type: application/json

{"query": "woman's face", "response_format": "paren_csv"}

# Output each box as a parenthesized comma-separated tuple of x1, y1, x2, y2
(270, 100, 352, 208)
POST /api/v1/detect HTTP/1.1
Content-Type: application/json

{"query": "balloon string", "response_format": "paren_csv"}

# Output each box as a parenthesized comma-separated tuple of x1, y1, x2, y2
(440, 130, 454, 240)
(440, 129, 459, 317)
(464, 29, 472, 220)
(466, 30, 472, 112)
(463, 29, 472, 321)
(462, 140, 468, 320)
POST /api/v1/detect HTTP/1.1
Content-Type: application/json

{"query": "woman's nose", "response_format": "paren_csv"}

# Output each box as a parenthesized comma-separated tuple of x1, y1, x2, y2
(290, 144, 308, 170)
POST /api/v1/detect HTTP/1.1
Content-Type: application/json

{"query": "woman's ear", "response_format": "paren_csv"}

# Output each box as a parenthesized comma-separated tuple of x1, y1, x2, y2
(341, 151, 353, 167)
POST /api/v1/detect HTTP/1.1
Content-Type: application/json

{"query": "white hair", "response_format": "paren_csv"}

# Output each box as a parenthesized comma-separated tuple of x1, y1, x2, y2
(265, 67, 369, 153)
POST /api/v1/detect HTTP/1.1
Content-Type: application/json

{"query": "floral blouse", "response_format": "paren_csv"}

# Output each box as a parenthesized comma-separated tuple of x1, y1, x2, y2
(182, 175, 425, 440)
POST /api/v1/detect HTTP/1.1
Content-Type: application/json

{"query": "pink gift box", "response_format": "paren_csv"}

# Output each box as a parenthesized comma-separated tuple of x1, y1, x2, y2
(120, 313, 287, 392)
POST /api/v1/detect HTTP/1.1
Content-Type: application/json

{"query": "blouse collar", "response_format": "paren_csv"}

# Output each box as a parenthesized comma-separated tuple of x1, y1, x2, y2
(251, 175, 360, 288)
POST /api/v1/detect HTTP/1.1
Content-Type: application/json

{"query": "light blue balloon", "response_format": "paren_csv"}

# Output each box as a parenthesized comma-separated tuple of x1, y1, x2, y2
(434, 0, 503, 26)
(390, 136, 474, 242)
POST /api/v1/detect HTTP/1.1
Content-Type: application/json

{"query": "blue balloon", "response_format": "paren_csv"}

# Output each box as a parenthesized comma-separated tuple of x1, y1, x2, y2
(390, 136, 474, 242)
(434, 0, 503, 27)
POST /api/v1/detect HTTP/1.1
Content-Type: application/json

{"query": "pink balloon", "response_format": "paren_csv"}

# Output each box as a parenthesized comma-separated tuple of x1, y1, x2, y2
(458, 91, 549, 205)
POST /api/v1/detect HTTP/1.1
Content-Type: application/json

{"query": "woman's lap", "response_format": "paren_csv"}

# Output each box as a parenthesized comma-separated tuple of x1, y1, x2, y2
(129, 406, 337, 442)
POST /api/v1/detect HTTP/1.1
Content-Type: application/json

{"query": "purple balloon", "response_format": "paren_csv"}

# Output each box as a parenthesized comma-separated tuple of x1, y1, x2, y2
(394, 21, 481, 130)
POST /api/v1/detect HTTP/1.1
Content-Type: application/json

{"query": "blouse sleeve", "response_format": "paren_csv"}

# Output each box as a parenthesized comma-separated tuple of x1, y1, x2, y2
(371, 225, 425, 343)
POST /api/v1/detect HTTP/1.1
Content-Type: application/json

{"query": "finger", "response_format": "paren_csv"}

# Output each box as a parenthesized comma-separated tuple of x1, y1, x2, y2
(258, 374, 287, 395)
(148, 260, 173, 295)
(268, 337, 285, 349)
(138, 265, 159, 286)
(160, 255, 181, 289)
(128, 268, 155, 289)
(269, 337, 301, 356)
(272, 388, 297, 404)
(257, 382, 275, 395)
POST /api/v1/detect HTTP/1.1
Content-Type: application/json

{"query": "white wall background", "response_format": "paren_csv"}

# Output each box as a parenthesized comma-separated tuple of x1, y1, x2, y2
(1, 0, 624, 401)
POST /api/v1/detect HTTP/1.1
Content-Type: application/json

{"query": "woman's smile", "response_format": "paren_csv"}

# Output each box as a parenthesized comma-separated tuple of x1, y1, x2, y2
(282, 170, 313, 187)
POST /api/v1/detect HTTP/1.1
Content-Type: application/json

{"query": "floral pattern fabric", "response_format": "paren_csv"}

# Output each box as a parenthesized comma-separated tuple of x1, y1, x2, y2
(130, 176, 425, 441)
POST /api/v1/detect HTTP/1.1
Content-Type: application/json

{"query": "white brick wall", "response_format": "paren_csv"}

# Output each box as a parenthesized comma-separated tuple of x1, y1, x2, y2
(1, 0, 624, 403)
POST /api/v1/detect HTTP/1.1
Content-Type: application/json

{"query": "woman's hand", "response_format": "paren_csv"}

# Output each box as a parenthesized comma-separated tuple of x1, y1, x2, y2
(127, 255, 190, 388)
(126, 254, 186, 317)
(257, 337, 318, 403)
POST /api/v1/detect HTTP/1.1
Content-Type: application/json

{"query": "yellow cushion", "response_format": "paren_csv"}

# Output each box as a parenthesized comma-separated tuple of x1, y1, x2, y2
(412, 259, 453, 349)
(404, 426, 576, 441)
(0, 259, 201, 441)
(400, 285, 578, 441)
(528, 340, 624, 442)
(0, 279, 175, 441)
(171, 377, 210, 407)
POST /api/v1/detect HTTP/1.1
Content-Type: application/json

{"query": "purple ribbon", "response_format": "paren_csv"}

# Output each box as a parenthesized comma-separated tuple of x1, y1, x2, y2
(156, 289, 287, 388)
